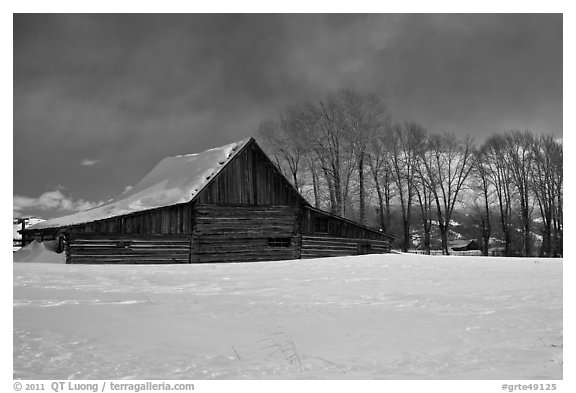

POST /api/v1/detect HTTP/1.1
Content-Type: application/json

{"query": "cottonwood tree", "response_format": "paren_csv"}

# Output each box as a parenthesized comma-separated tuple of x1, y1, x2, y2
(531, 134, 563, 256)
(469, 148, 497, 256)
(258, 101, 325, 209)
(341, 89, 390, 224)
(551, 139, 563, 256)
(502, 130, 535, 256)
(298, 102, 325, 208)
(419, 133, 474, 255)
(480, 134, 515, 256)
(405, 124, 437, 254)
(310, 92, 358, 216)
(257, 115, 305, 193)
(413, 162, 434, 254)
(389, 122, 426, 252)
(367, 127, 396, 233)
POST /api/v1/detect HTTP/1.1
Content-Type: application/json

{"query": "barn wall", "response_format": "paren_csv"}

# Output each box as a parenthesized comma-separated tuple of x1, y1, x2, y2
(301, 235, 391, 259)
(65, 233, 191, 264)
(196, 142, 303, 206)
(66, 203, 194, 235)
(299, 207, 392, 258)
(193, 203, 300, 263)
(301, 207, 390, 241)
(21, 228, 60, 246)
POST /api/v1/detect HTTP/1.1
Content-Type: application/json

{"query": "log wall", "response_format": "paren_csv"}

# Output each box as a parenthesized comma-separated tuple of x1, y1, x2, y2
(21, 228, 60, 246)
(301, 235, 391, 259)
(66, 203, 194, 235)
(301, 207, 391, 241)
(193, 203, 300, 263)
(65, 233, 191, 264)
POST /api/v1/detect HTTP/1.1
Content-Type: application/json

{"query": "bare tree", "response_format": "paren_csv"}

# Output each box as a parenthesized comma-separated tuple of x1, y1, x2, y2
(368, 127, 396, 233)
(341, 89, 390, 224)
(257, 115, 304, 192)
(307, 92, 358, 217)
(259, 90, 561, 258)
(390, 122, 426, 252)
(258, 102, 326, 209)
(502, 130, 535, 256)
(552, 139, 563, 256)
(480, 134, 515, 256)
(413, 164, 434, 254)
(300, 103, 324, 209)
(531, 134, 563, 256)
(419, 133, 474, 255)
(469, 148, 495, 256)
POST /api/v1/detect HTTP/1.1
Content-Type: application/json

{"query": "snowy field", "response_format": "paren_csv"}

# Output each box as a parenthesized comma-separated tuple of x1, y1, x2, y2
(13, 252, 562, 380)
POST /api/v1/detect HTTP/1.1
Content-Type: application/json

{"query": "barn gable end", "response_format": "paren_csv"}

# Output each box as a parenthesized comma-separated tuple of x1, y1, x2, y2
(195, 138, 305, 207)
(191, 138, 307, 262)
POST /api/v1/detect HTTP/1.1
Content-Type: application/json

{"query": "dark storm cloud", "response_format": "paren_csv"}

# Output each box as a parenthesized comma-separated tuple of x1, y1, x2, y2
(373, 14, 563, 134)
(13, 14, 562, 218)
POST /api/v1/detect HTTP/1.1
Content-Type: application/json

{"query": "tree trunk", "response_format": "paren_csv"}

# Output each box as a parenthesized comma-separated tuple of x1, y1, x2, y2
(292, 171, 299, 194)
(481, 174, 492, 256)
(439, 221, 449, 255)
(374, 179, 386, 232)
(481, 218, 490, 256)
(423, 223, 431, 255)
(332, 165, 343, 217)
(385, 197, 391, 234)
(504, 226, 512, 257)
(358, 154, 365, 225)
(311, 169, 320, 208)
(521, 192, 531, 257)
(402, 220, 411, 253)
(541, 226, 551, 257)
(320, 166, 336, 214)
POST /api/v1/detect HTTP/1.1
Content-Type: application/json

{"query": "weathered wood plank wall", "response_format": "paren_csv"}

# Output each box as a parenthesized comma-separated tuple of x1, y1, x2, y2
(193, 204, 300, 263)
(301, 235, 391, 259)
(196, 142, 303, 206)
(65, 204, 194, 235)
(21, 229, 60, 246)
(65, 233, 191, 264)
(301, 207, 391, 241)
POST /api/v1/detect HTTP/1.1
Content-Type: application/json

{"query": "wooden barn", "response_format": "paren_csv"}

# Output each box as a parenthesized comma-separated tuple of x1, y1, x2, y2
(21, 138, 393, 264)
(450, 239, 480, 252)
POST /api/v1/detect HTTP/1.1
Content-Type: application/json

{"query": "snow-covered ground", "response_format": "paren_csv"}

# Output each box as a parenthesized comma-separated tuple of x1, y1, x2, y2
(13, 253, 562, 380)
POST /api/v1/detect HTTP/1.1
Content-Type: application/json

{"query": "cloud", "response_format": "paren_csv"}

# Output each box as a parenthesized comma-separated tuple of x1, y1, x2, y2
(80, 159, 100, 166)
(13, 14, 562, 208)
(13, 190, 105, 217)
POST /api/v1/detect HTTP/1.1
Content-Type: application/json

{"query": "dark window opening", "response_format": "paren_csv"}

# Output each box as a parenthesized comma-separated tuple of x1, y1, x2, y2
(268, 237, 292, 247)
(314, 217, 328, 233)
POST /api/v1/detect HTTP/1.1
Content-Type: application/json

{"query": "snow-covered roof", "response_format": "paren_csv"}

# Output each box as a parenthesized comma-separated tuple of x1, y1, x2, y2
(28, 138, 252, 230)
(13, 218, 45, 239)
(449, 239, 478, 248)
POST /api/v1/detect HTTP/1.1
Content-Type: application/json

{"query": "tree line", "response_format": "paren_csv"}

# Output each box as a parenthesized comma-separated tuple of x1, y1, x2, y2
(257, 89, 563, 257)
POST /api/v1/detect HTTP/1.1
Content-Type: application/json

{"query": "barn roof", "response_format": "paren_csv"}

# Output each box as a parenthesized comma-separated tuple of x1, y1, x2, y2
(449, 239, 479, 250)
(28, 138, 253, 230)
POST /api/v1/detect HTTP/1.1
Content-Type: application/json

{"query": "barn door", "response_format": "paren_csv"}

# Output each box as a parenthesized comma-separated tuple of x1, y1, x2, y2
(357, 242, 371, 255)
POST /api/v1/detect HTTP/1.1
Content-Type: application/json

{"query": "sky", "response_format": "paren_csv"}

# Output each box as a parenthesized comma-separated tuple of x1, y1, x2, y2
(13, 13, 563, 220)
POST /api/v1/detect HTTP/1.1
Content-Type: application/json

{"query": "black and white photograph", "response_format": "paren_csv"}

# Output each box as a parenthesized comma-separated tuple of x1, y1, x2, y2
(11, 9, 565, 390)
